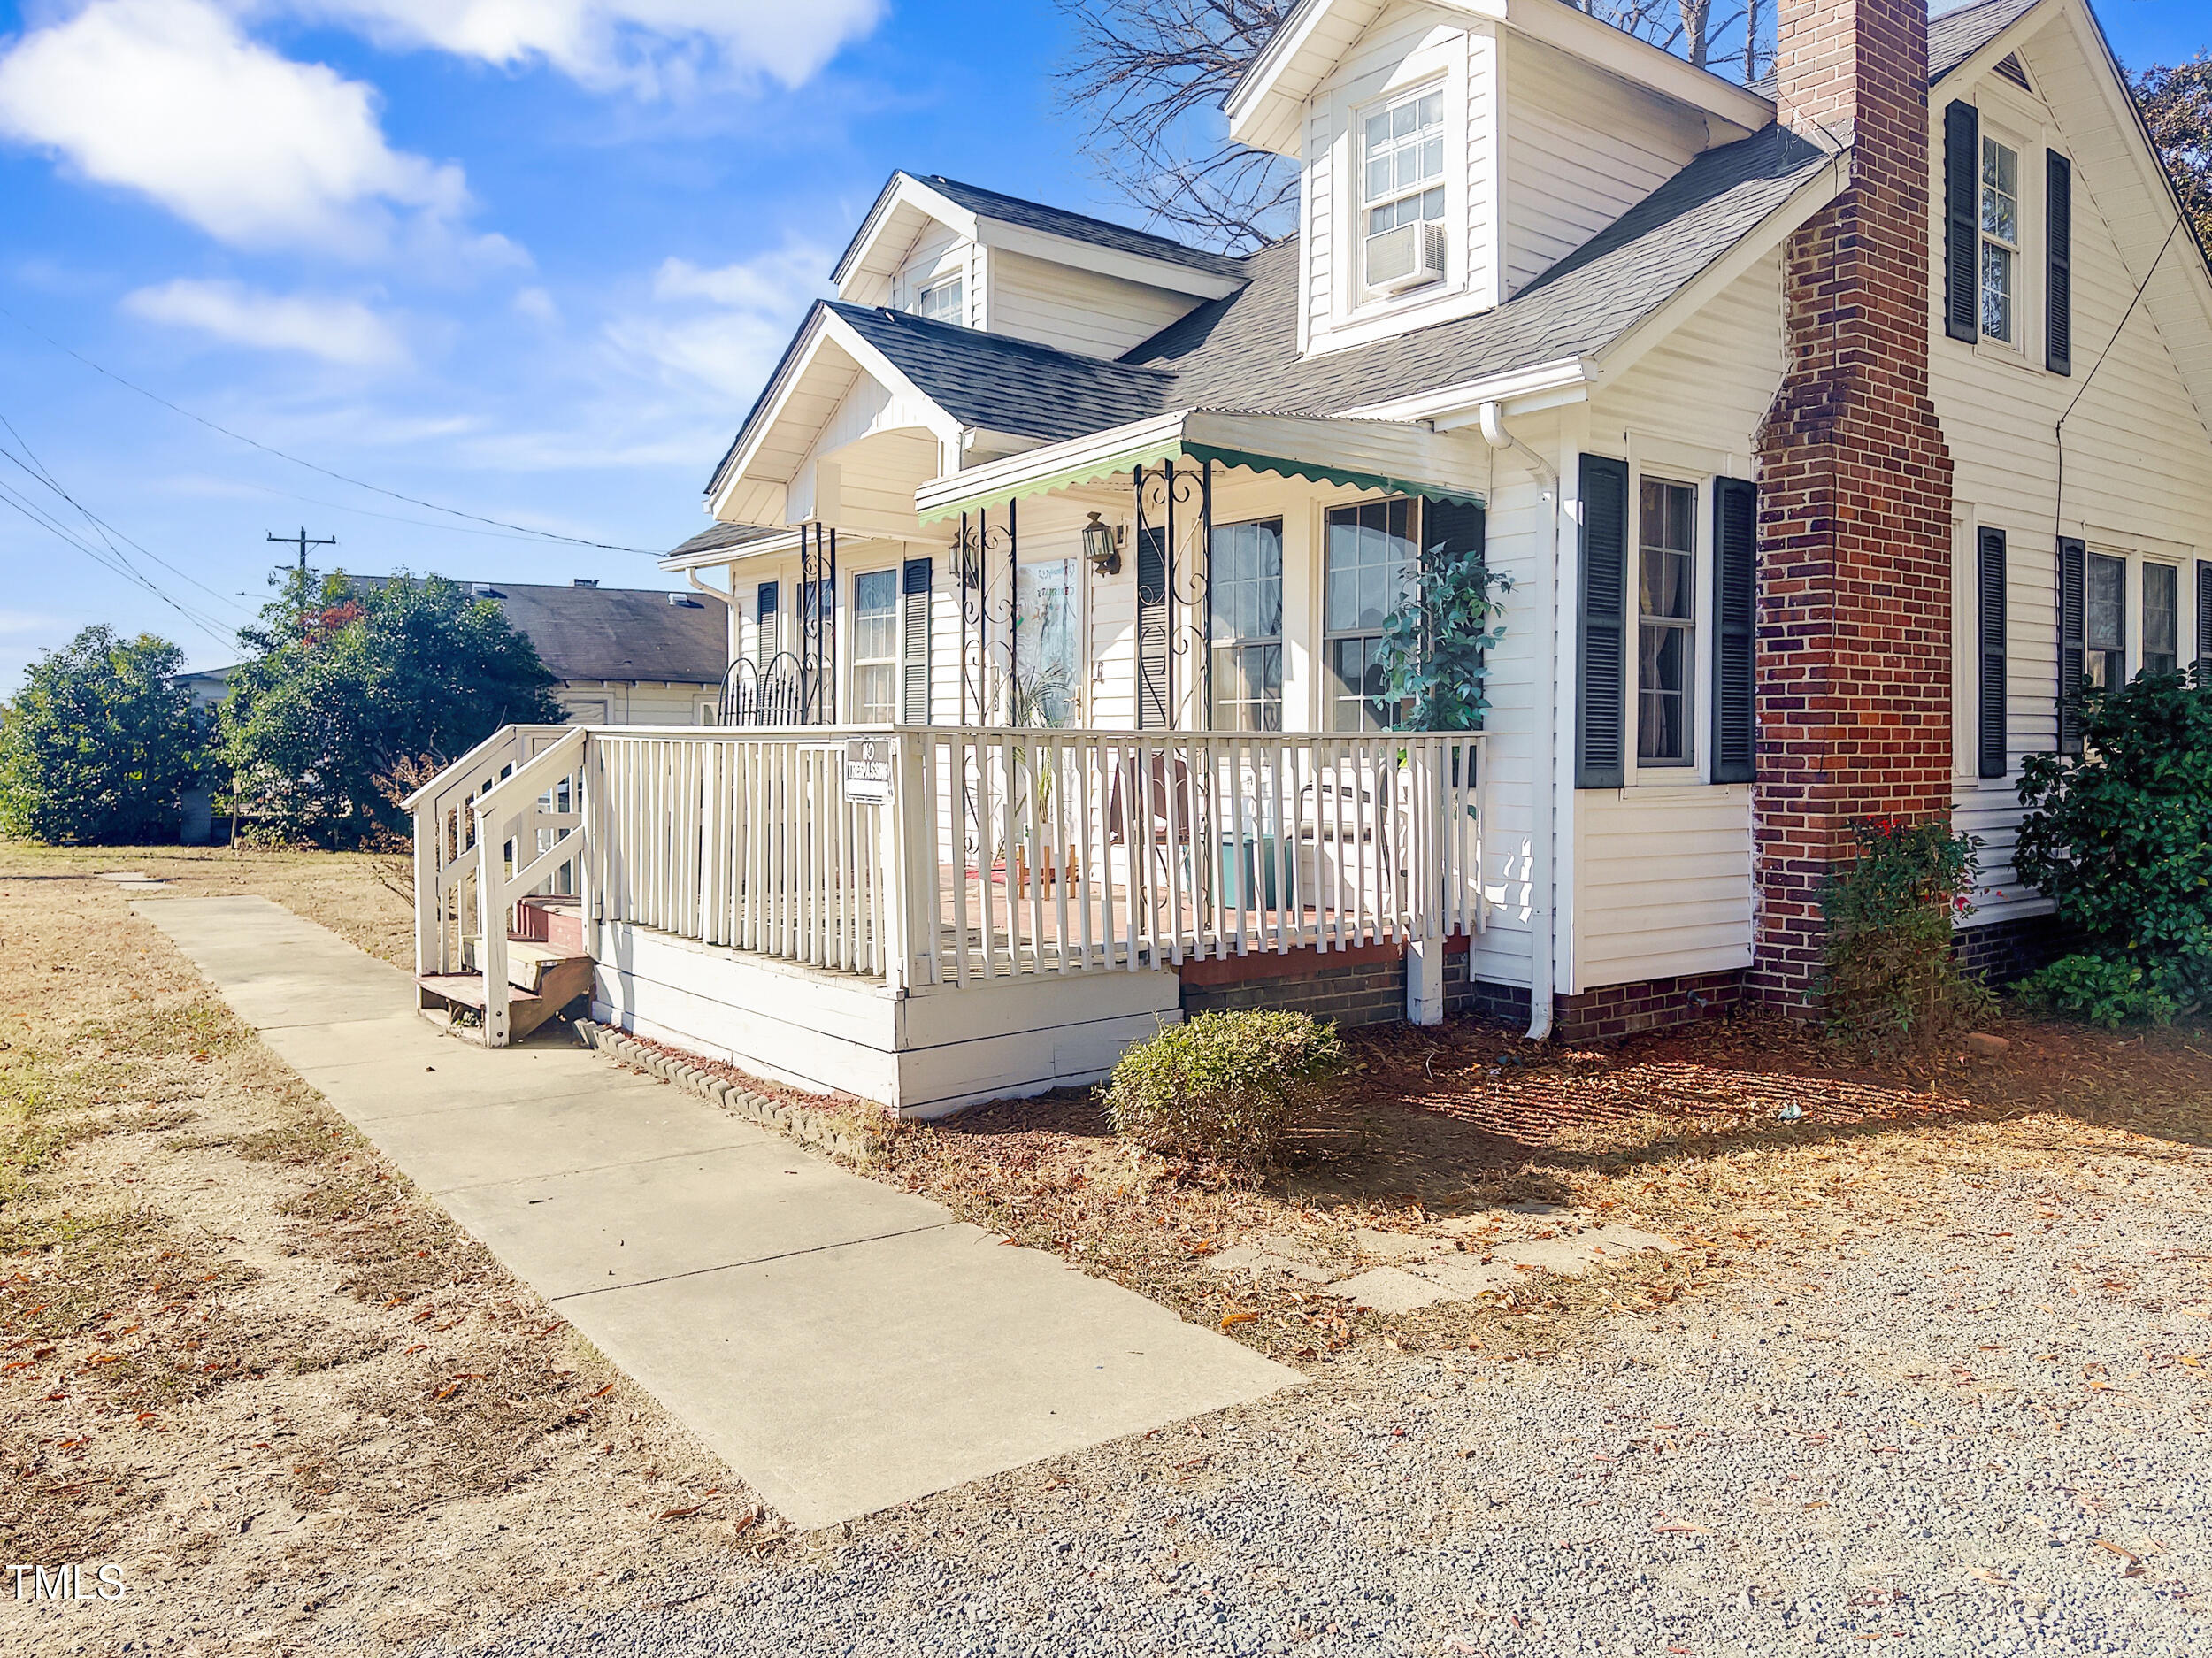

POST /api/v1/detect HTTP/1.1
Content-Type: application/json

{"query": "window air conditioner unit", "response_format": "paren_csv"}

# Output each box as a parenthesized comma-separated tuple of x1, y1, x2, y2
(1364, 221, 1446, 294)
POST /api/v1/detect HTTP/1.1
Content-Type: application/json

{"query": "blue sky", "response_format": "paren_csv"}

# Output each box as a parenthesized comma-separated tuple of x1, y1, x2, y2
(0, 0, 2204, 686)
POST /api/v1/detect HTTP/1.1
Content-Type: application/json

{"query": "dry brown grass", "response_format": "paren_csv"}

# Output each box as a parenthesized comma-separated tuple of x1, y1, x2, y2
(0, 848, 772, 1656)
(868, 1008, 2212, 1370)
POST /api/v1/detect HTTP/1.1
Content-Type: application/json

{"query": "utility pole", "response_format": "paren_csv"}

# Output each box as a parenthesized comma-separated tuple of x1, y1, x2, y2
(267, 526, 335, 629)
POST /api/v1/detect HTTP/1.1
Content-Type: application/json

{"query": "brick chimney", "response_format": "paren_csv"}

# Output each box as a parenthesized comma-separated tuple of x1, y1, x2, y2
(1748, 0, 1956, 1007)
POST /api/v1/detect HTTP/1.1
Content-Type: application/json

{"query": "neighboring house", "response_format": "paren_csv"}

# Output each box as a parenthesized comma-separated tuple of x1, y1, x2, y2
(422, 0, 2212, 1114)
(365, 577, 731, 725)
(175, 664, 234, 845)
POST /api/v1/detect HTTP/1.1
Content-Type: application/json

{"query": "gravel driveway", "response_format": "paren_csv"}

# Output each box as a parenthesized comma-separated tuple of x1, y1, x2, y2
(431, 1162, 2210, 1658)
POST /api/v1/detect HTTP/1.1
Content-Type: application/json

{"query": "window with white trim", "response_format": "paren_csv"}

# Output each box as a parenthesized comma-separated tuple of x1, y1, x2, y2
(1324, 498, 1415, 731)
(1636, 478, 1696, 766)
(1014, 558, 1080, 725)
(2085, 551, 2125, 691)
(1361, 87, 1445, 295)
(1979, 135, 2020, 344)
(2144, 562, 2180, 676)
(1209, 518, 1283, 732)
(914, 276, 964, 326)
(851, 569, 897, 722)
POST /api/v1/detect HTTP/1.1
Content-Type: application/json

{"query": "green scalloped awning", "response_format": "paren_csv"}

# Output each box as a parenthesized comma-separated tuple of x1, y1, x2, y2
(918, 411, 1486, 525)
(1180, 442, 1487, 510)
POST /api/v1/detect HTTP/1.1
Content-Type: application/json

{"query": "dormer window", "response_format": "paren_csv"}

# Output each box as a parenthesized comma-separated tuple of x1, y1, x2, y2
(1979, 136, 2019, 344)
(1362, 87, 1445, 296)
(914, 276, 964, 326)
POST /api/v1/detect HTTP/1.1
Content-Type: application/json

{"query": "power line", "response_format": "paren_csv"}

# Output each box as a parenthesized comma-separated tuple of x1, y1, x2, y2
(0, 479, 239, 649)
(0, 300, 662, 555)
(0, 415, 253, 619)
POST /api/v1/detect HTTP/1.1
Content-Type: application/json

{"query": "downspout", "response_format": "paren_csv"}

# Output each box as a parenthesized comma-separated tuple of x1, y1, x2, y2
(1478, 401, 1559, 1042)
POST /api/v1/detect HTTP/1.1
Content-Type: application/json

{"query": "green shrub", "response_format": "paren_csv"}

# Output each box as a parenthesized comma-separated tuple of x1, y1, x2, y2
(1103, 1010, 1348, 1171)
(0, 626, 203, 845)
(2015, 667, 2212, 1005)
(1820, 815, 1990, 1047)
(2016, 954, 2184, 1028)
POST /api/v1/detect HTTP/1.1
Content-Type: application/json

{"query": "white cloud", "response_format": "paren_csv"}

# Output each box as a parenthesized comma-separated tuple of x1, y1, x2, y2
(609, 242, 828, 395)
(0, 0, 472, 257)
(280, 0, 886, 95)
(512, 285, 560, 324)
(124, 279, 409, 366)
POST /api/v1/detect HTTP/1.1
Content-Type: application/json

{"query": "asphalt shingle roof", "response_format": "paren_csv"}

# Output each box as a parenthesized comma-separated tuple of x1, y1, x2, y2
(711, 4, 2037, 487)
(356, 577, 728, 685)
(918, 176, 1250, 281)
(664, 521, 785, 561)
(1748, 0, 2045, 96)
(832, 302, 1177, 440)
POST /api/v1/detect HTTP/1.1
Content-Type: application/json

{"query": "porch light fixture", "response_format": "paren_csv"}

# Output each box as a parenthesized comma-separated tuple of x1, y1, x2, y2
(1082, 511, 1123, 576)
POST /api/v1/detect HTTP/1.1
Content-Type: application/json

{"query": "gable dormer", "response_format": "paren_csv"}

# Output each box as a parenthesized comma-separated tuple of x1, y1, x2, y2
(830, 173, 1247, 360)
(1228, 0, 1770, 357)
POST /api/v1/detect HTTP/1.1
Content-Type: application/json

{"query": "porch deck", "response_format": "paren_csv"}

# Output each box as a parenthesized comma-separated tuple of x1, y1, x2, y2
(409, 722, 1489, 1110)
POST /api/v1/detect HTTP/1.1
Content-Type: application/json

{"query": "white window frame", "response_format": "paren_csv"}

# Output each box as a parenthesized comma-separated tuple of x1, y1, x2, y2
(1357, 82, 1448, 297)
(1013, 555, 1084, 726)
(2084, 548, 2127, 694)
(849, 567, 900, 725)
(1978, 130, 2023, 349)
(914, 275, 964, 326)
(1209, 517, 1286, 733)
(1321, 495, 1417, 733)
(1635, 475, 1699, 770)
(2141, 557, 2182, 678)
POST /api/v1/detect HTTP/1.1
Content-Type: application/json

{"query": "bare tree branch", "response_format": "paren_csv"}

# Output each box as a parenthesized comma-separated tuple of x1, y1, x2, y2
(1059, 0, 1776, 254)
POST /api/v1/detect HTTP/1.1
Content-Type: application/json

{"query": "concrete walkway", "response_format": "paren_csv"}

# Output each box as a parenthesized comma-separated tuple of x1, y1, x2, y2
(137, 896, 1296, 1528)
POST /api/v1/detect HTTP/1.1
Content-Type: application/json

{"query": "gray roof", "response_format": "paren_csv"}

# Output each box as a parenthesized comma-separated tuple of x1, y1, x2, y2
(710, 4, 2033, 485)
(1748, 0, 2045, 96)
(917, 175, 1249, 280)
(355, 576, 727, 686)
(819, 122, 1830, 435)
(832, 302, 1177, 440)
(665, 520, 785, 561)
(1128, 122, 1829, 415)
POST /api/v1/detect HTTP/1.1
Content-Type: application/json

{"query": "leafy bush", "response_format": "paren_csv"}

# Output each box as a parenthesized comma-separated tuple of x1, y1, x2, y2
(1103, 1010, 1348, 1171)
(2015, 668, 2212, 1007)
(1820, 815, 1990, 1046)
(2016, 954, 2184, 1029)
(220, 570, 562, 848)
(0, 626, 202, 845)
(1379, 532, 1509, 731)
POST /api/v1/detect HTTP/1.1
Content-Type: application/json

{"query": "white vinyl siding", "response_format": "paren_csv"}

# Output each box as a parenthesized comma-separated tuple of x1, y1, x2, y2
(1939, 58, 2212, 927)
(1500, 33, 1708, 297)
(985, 250, 1202, 359)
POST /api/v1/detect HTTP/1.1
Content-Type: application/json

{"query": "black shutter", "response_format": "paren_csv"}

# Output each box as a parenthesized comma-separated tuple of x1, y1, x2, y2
(2046, 150, 2073, 375)
(1944, 101, 1981, 343)
(1136, 526, 1171, 731)
(900, 558, 932, 725)
(755, 580, 779, 657)
(1577, 455, 1629, 789)
(1710, 476, 1757, 784)
(2058, 537, 2086, 756)
(1977, 527, 2008, 778)
(2197, 561, 2212, 679)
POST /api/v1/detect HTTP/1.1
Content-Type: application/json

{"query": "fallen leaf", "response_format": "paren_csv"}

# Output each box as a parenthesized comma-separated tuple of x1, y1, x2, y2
(1220, 1311, 1258, 1329)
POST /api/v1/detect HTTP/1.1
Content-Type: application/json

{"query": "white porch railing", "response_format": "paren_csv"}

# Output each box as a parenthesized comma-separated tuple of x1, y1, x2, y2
(411, 724, 1486, 1046)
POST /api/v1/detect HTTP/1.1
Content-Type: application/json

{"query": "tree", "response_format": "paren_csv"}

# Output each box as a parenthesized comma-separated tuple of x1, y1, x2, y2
(0, 626, 201, 845)
(219, 571, 563, 848)
(1058, 0, 1773, 250)
(2131, 58, 2212, 266)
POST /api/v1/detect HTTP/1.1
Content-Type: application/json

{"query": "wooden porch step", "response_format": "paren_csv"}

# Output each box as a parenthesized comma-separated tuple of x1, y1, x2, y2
(418, 948, 595, 1043)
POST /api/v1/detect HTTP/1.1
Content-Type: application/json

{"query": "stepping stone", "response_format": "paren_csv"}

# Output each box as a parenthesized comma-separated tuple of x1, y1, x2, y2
(1205, 1242, 1334, 1284)
(1322, 1266, 1451, 1315)
(96, 871, 149, 880)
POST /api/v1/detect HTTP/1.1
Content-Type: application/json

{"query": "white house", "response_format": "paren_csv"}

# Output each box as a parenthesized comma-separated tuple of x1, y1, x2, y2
(413, 0, 2212, 1117)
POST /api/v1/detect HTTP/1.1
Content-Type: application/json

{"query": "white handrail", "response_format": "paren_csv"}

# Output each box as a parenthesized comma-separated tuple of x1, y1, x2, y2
(414, 722, 1488, 1045)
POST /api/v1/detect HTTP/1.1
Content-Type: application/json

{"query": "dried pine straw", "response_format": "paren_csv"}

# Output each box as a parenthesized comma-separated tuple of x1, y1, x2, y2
(870, 1010, 2212, 1368)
